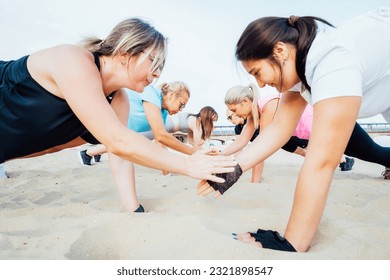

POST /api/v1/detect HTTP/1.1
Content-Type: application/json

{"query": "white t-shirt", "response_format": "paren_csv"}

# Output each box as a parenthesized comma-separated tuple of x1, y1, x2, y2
(302, 7, 390, 122)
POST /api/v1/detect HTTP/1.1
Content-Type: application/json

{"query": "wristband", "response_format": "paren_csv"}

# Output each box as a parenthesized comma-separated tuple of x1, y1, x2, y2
(206, 164, 243, 194)
(249, 229, 296, 252)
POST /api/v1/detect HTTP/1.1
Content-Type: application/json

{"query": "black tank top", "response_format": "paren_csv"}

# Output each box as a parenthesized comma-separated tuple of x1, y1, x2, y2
(0, 52, 109, 163)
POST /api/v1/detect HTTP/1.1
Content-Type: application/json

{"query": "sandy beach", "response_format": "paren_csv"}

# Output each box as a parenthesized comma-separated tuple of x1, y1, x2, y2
(0, 142, 389, 260)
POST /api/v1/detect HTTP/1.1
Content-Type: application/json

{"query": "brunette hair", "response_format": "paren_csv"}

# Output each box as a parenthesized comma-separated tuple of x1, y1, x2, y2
(235, 15, 333, 91)
(188, 106, 218, 140)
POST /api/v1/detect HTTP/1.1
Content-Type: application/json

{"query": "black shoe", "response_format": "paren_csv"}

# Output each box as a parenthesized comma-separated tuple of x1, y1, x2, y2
(78, 150, 92, 165)
(93, 154, 101, 163)
(341, 157, 355, 171)
(345, 157, 355, 171)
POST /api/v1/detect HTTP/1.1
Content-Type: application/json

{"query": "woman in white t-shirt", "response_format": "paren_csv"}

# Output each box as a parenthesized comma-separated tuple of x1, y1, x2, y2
(198, 7, 390, 252)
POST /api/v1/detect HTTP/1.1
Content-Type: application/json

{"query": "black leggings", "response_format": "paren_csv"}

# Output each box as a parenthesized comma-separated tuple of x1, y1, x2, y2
(282, 123, 390, 167)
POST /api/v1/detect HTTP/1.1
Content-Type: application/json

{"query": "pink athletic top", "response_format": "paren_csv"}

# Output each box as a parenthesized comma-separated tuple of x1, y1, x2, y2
(258, 88, 313, 140)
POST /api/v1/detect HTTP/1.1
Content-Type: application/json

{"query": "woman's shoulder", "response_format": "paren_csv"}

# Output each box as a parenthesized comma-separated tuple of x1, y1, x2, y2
(185, 114, 197, 127)
(30, 45, 93, 65)
(258, 86, 280, 111)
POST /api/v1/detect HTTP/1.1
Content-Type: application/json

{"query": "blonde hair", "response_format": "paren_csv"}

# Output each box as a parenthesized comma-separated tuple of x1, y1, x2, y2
(225, 84, 259, 128)
(81, 18, 167, 74)
(159, 81, 190, 98)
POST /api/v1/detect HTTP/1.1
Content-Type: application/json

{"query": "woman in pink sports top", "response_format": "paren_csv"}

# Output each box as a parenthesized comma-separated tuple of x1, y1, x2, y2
(257, 86, 312, 140)
(219, 85, 355, 182)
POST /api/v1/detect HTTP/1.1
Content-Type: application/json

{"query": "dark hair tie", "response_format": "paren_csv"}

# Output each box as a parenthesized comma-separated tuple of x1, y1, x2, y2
(288, 15, 299, 27)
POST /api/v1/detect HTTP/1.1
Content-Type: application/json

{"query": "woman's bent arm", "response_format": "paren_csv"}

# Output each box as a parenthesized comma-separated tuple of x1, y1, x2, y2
(222, 118, 255, 156)
(44, 46, 235, 181)
(236, 92, 306, 171)
(143, 102, 193, 155)
(284, 96, 361, 252)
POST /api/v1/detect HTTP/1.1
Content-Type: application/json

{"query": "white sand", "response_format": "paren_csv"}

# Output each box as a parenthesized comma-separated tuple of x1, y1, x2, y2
(1, 145, 389, 259)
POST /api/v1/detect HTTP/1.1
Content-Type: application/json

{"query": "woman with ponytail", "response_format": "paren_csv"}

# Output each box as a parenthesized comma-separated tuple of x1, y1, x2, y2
(222, 84, 263, 183)
(198, 8, 390, 252)
(0, 18, 237, 213)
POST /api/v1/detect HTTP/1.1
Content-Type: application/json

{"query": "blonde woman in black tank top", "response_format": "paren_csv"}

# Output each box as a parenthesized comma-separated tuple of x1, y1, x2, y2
(0, 18, 237, 213)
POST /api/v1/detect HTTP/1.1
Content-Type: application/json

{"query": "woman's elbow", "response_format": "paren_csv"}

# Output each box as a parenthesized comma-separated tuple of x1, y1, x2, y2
(154, 133, 169, 145)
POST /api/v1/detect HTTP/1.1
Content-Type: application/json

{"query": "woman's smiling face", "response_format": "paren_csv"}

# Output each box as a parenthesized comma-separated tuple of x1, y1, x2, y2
(241, 43, 300, 93)
(242, 58, 280, 90)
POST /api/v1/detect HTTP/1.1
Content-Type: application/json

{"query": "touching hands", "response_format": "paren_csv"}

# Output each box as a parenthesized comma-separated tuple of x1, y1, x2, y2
(197, 180, 222, 198)
(185, 148, 237, 183)
(197, 163, 243, 197)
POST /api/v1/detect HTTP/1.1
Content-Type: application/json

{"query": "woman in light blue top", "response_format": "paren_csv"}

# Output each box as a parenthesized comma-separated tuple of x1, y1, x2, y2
(127, 85, 169, 132)
(80, 81, 196, 212)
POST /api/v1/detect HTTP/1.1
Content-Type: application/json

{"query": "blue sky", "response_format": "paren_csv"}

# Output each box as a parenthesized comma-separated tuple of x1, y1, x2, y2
(1, 0, 388, 124)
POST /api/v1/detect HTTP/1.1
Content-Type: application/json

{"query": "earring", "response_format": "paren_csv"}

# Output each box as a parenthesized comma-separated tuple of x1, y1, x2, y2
(283, 60, 286, 66)
(121, 61, 126, 66)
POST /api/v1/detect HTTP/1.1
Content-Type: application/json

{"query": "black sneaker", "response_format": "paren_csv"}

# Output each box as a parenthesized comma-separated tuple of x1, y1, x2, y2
(340, 157, 355, 171)
(93, 154, 101, 163)
(78, 150, 92, 165)
(345, 157, 355, 171)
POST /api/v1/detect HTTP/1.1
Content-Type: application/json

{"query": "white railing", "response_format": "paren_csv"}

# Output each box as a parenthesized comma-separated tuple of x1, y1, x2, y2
(212, 123, 390, 136)
(359, 123, 390, 133)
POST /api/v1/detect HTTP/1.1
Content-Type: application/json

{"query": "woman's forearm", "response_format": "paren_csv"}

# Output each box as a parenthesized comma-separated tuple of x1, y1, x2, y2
(155, 131, 193, 155)
(236, 124, 292, 172)
(222, 138, 248, 156)
(106, 127, 237, 181)
(284, 97, 360, 252)
(107, 129, 189, 173)
(284, 157, 336, 252)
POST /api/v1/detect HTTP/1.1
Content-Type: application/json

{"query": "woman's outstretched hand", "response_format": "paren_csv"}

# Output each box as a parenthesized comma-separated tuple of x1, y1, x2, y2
(197, 163, 243, 196)
(197, 180, 222, 198)
(185, 148, 237, 183)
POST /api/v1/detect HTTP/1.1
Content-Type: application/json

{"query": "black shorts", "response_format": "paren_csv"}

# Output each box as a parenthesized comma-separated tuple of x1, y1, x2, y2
(282, 136, 309, 153)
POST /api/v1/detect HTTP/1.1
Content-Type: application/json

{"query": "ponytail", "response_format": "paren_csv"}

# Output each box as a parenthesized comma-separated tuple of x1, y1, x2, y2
(287, 16, 334, 91)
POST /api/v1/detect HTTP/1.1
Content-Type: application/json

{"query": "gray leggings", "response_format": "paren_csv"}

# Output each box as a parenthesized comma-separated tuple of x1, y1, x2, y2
(139, 116, 176, 140)
(139, 113, 189, 140)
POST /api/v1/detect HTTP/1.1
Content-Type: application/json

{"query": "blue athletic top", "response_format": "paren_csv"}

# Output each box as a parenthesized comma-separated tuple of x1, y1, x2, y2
(0, 52, 109, 163)
(127, 85, 168, 132)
